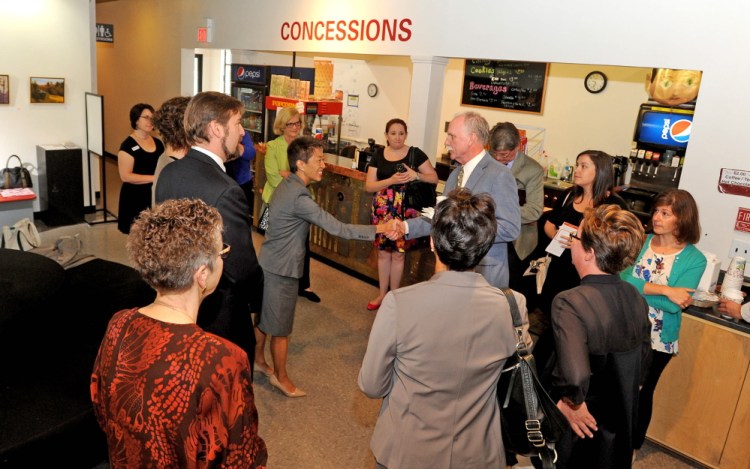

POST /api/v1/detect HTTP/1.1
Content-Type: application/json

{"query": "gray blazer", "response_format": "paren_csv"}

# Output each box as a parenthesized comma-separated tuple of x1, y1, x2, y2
(359, 271, 528, 468)
(406, 152, 521, 288)
(511, 151, 545, 260)
(260, 173, 376, 278)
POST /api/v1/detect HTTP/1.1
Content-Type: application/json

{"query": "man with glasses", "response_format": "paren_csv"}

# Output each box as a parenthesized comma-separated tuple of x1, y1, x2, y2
(488, 122, 545, 292)
(156, 91, 263, 371)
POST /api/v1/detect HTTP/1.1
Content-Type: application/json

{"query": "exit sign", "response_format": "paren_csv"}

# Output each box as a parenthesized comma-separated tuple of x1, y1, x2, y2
(197, 27, 208, 43)
(735, 207, 750, 233)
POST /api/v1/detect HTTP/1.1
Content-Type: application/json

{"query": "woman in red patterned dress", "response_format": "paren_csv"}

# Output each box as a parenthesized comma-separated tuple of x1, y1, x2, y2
(91, 198, 267, 468)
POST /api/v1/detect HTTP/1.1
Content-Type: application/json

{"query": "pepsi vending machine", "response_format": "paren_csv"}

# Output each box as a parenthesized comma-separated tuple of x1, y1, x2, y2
(621, 102, 695, 224)
(630, 102, 694, 186)
(231, 63, 316, 143)
(231, 64, 268, 144)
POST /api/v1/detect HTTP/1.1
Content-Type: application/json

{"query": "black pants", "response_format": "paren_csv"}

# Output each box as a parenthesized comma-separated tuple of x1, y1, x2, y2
(634, 350, 673, 449)
(299, 238, 311, 292)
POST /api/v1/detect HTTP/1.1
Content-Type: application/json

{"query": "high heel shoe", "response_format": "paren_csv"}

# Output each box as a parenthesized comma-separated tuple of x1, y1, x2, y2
(253, 363, 273, 377)
(366, 301, 381, 311)
(269, 374, 307, 398)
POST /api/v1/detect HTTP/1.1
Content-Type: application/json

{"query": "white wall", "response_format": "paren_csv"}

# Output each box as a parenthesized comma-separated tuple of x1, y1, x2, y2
(177, 0, 750, 267)
(438, 61, 651, 165)
(0, 0, 94, 210)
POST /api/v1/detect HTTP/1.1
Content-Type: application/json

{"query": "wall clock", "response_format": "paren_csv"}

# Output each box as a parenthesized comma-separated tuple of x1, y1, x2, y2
(584, 71, 607, 94)
(367, 83, 378, 97)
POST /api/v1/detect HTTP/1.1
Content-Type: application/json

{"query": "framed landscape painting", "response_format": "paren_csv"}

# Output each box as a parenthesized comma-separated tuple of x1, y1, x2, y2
(30, 76, 65, 103)
(0, 75, 9, 104)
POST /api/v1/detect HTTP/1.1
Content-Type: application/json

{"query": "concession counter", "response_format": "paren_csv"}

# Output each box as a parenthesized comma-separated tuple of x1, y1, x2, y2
(647, 302, 750, 468)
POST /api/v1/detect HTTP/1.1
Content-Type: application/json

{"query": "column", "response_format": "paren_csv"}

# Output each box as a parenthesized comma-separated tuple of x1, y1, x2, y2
(407, 56, 449, 163)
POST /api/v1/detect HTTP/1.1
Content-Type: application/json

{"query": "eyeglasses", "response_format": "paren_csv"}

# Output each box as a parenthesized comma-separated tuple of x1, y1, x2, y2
(140, 115, 153, 121)
(218, 243, 231, 259)
(286, 121, 302, 128)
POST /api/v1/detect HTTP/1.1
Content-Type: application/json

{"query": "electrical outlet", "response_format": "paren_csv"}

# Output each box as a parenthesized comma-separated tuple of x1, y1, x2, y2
(728, 238, 750, 261)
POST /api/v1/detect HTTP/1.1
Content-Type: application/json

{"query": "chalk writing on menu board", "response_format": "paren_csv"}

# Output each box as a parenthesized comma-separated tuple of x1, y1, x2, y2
(461, 60, 549, 114)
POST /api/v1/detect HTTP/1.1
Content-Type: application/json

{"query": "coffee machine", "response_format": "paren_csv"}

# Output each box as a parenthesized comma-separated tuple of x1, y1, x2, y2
(357, 138, 383, 172)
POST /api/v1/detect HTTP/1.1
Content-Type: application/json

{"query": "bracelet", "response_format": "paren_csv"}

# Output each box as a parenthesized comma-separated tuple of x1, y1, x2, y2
(414, 173, 420, 182)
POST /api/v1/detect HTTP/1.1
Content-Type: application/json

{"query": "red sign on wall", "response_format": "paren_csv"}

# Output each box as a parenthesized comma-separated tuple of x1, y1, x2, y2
(735, 207, 750, 233)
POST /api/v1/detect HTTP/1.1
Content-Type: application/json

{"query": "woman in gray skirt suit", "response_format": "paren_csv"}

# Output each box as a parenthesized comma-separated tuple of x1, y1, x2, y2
(255, 136, 399, 398)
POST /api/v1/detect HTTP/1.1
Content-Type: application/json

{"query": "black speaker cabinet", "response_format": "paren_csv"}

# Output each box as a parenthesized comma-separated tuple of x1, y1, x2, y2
(36, 145, 85, 226)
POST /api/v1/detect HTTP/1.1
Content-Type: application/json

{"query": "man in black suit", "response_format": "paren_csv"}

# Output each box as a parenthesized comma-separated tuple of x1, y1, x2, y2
(155, 91, 262, 367)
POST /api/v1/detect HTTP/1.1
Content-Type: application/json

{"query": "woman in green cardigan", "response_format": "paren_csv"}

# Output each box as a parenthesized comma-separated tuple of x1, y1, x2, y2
(620, 189, 706, 455)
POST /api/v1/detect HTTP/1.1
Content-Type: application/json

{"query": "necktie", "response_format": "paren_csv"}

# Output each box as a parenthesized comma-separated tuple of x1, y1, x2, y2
(457, 167, 465, 188)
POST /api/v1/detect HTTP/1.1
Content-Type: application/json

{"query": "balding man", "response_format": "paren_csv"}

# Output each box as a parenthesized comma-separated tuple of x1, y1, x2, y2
(400, 112, 520, 288)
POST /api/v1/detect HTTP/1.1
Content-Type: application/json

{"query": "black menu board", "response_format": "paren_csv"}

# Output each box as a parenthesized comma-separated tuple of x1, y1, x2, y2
(461, 60, 549, 114)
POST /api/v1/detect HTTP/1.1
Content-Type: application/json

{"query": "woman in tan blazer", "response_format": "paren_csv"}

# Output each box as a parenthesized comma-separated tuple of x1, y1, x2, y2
(359, 188, 530, 468)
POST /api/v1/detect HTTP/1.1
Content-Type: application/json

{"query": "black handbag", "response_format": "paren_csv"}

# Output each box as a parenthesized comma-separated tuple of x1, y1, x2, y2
(403, 147, 436, 211)
(1, 155, 33, 190)
(498, 288, 567, 469)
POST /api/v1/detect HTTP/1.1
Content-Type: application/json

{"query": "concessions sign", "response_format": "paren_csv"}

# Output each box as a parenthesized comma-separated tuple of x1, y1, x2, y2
(461, 60, 548, 114)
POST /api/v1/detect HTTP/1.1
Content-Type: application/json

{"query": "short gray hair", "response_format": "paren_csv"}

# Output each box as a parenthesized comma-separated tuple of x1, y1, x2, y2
(458, 111, 489, 145)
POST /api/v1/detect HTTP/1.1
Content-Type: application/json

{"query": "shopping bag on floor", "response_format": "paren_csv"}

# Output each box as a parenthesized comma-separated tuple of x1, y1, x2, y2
(1, 218, 41, 251)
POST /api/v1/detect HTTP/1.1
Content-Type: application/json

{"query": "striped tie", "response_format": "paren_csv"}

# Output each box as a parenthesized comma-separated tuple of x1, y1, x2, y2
(457, 167, 465, 188)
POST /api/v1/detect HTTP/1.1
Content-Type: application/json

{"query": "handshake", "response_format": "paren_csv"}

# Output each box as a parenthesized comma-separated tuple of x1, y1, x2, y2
(376, 219, 407, 241)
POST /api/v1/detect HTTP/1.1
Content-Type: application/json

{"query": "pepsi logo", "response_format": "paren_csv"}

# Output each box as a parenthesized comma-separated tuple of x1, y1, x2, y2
(670, 119, 692, 143)
(236, 66, 245, 79)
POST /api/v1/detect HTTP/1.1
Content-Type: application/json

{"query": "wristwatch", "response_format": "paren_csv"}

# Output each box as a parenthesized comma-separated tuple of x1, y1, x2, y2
(414, 173, 421, 181)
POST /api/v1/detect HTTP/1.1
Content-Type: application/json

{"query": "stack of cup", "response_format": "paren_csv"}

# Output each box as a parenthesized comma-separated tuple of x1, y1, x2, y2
(721, 256, 746, 303)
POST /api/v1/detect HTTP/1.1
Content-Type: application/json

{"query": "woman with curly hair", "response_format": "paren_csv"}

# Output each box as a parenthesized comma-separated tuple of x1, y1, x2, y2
(151, 96, 191, 206)
(91, 198, 267, 468)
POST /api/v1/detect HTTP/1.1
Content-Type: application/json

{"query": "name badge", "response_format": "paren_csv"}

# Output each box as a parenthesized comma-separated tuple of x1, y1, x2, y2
(131, 145, 140, 152)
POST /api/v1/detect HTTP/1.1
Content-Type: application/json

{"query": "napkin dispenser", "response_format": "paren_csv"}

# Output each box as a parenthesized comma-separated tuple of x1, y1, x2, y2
(697, 251, 721, 293)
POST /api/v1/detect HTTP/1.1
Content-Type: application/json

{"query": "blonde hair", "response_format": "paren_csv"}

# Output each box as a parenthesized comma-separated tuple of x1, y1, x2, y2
(273, 107, 301, 135)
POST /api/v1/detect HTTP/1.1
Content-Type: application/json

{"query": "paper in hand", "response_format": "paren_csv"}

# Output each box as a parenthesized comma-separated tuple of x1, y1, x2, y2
(545, 222, 578, 257)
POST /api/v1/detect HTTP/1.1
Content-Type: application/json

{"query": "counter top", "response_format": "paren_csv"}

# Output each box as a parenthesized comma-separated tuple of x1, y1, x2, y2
(322, 153, 366, 181)
(544, 179, 573, 191)
(685, 304, 750, 335)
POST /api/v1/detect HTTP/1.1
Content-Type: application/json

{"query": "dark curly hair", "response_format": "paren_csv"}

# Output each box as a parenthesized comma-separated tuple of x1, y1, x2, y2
(127, 198, 223, 292)
(153, 97, 191, 152)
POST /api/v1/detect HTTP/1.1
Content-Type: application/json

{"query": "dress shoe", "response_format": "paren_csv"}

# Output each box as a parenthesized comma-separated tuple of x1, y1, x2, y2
(269, 374, 307, 398)
(253, 363, 273, 377)
(366, 301, 381, 311)
(298, 289, 321, 303)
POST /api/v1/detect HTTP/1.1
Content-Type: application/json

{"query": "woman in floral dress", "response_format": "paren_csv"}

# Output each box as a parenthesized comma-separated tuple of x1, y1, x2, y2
(364, 118, 438, 310)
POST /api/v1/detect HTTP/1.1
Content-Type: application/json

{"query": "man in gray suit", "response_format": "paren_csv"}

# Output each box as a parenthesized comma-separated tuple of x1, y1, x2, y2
(489, 122, 545, 291)
(400, 112, 521, 288)
(155, 91, 262, 366)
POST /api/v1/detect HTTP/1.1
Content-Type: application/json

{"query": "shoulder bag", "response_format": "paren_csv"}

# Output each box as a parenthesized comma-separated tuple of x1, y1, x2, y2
(498, 288, 567, 469)
(403, 147, 437, 211)
(1, 217, 41, 251)
(1, 154, 33, 190)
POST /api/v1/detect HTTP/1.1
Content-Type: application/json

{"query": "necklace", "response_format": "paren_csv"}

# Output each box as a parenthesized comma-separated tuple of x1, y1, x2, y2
(153, 300, 195, 323)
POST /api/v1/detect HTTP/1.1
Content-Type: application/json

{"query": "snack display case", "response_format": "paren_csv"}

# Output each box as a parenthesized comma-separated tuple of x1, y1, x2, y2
(264, 96, 344, 154)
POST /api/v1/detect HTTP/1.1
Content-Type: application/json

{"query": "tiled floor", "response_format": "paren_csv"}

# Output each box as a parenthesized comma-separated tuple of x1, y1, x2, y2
(38, 220, 705, 468)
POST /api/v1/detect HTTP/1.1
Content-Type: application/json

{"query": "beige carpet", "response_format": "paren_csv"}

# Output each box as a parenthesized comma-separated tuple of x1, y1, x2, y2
(43, 221, 701, 468)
